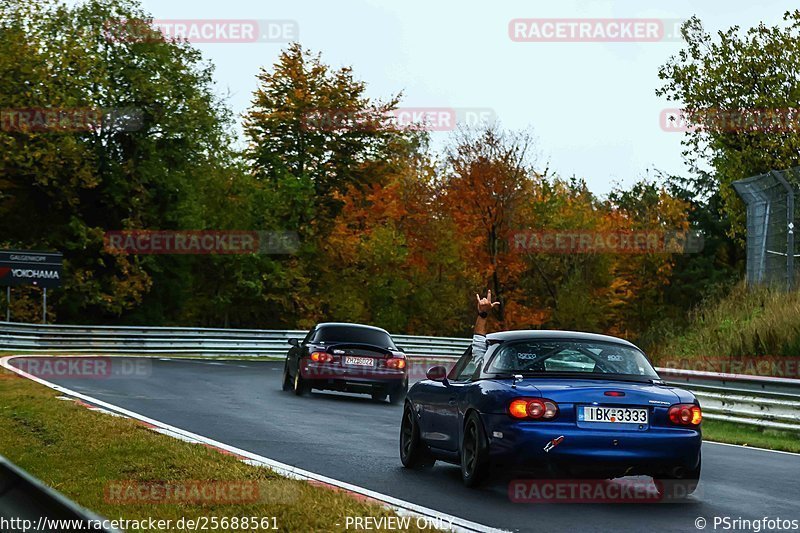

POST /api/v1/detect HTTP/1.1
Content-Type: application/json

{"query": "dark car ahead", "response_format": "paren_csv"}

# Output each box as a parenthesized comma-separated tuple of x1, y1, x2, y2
(283, 322, 408, 403)
(400, 330, 702, 493)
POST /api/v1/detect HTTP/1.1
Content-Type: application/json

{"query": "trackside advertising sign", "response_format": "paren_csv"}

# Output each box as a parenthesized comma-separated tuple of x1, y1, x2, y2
(0, 250, 63, 288)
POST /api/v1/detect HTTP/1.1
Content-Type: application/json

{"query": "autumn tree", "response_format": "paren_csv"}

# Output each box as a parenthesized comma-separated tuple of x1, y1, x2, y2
(241, 43, 426, 327)
(604, 181, 692, 338)
(0, 2, 703, 337)
(657, 13, 800, 236)
(320, 147, 471, 334)
(244, 43, 418, 224)
(514, 177, 612, 332)
(438, 126, 542, 329)
(0, 0, 237, 324)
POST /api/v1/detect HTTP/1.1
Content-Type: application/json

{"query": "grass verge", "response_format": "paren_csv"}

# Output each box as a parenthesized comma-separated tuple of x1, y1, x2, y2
(653, 283, 800, 363)
(702, 418, 800, 454)
(0, 366, 430, 532)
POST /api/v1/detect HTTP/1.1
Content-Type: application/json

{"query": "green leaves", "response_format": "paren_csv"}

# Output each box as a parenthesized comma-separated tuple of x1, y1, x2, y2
(658, 13, 800, 236)
(0, 0, 237, 323)
(244, 42, 416, 224)
(0, 1, 750, 345)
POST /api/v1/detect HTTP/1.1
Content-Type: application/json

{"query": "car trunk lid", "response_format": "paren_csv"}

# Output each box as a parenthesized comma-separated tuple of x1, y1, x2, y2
(509, 377, 681, 406)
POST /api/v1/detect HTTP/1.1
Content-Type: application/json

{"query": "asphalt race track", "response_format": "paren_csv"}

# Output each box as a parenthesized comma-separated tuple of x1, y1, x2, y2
(11, 357, 800, 532)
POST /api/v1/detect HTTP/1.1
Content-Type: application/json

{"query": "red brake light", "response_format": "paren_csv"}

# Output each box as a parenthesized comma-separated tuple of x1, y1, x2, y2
(604, 391, 625, 397)
(668, 404, 702, 426)
(509, 399, 529, 419)
(310, 352, 334, 363)
(386, 357, 406, 369)
(508, 398, 559, 420)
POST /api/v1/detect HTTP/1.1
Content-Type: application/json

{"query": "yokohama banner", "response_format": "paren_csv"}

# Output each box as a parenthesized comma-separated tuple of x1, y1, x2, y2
(0, 250, 63, 288)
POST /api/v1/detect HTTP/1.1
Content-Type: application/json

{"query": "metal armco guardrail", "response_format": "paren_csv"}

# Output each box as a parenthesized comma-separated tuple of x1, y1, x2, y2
(0, 454, 121, 533)
(657, 368, 800, 431)
(0, 321, 469, 357)
(1, 321, 798, 431)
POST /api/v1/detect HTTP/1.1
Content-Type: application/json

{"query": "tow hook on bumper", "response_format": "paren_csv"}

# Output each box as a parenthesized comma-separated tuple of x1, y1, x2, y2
(543, 435, 565, 453)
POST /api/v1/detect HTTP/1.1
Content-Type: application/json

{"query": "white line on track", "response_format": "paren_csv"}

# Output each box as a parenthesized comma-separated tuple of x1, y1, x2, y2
(1, 354, 508, 533)
(705, 440, 800, 457)
(7, 354, 798, 459)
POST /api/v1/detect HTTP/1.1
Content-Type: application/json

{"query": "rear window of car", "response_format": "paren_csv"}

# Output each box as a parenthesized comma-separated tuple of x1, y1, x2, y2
(312, 326, 396, 348)
(486, 340, 658, 378)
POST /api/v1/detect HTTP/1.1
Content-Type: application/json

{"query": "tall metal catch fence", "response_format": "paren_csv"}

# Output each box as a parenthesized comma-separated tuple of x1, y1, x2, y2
(732, 168, 800, 289)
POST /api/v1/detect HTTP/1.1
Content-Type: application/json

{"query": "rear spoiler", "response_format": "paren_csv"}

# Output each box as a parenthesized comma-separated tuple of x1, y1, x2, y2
(323, 342, 396, 356)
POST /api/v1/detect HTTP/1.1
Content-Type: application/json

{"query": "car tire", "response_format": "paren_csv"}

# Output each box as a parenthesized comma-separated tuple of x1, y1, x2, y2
(461, 411, 489, 487)
(655, 453, 701, 498)
(388, 381, 408, 405)
(281, 361, 293, 391)
(400, 402, 435, 468)
(293, 369, 310, 396)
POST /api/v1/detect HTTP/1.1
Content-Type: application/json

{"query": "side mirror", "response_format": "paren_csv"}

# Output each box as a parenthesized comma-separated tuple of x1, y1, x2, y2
(426, 365, 448, 382)
(287, 338, 299, 347)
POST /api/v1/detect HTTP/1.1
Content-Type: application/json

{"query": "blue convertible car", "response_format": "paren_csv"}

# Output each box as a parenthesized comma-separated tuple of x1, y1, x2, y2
(400, 330, 702, 491)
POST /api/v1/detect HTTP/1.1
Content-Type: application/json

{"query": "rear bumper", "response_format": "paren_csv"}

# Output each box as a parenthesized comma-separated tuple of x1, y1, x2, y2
(482, 414, 701, 475)
(300, 362, 406, 388)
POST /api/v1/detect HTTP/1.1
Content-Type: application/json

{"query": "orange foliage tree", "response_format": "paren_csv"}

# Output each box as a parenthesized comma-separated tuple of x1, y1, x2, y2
(437, 126, 547, 330)
(321, 150, 474, 334)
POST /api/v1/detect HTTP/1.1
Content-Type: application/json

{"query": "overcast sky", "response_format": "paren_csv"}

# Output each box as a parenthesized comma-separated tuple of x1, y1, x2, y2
(133, 0, 795, 196)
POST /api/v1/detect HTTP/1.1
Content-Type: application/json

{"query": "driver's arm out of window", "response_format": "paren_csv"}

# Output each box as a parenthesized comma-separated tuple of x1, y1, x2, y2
(472, 334, 488, 365)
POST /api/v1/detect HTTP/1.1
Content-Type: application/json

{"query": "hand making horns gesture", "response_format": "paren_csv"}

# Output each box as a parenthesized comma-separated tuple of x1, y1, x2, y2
(476, 289, 501, 315)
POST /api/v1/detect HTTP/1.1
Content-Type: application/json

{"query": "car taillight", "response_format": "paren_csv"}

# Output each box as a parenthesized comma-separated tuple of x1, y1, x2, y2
(509, 398, 559, 420)
(310, 352, 334, 363)
(386, 357, 406, 369)
(668, 404, 702, 426)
